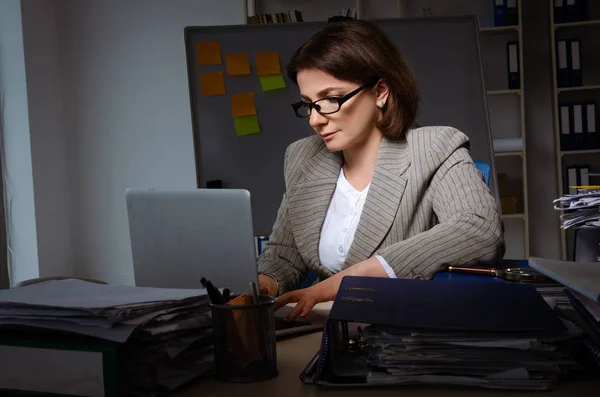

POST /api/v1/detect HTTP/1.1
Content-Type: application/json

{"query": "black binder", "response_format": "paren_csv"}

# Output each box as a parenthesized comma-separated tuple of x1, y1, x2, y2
(556, 39, 571, 88)
(305, 276, 568, 387)
(566, 0, 588, 22)
(554, 0, 567, 23)
(569, 38, 582, 87)
(506, 41, 520, 90)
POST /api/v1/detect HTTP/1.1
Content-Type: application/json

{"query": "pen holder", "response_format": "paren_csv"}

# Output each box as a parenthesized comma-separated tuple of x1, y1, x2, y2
(210, 295, 278, 382)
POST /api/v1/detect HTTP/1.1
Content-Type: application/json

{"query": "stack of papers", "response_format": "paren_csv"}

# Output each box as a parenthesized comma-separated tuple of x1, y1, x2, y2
(530, 257, 600, 367)
(0, 279, 214, 396)
(363, 325, 580, 390)
(553, 188, 600, 229)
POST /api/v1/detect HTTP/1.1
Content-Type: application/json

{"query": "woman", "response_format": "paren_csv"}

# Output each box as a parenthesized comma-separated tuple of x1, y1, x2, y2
(257, 20, 505, 321)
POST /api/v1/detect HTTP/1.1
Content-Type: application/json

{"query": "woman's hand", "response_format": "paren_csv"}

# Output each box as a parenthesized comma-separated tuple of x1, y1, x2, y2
(274, 257, 390, 321)
(274, 273, 342, 321)
(258, 274, 278, 296)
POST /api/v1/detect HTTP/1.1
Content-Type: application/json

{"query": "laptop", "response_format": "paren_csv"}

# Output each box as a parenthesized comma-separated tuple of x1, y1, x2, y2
(125, 187, 326, 337)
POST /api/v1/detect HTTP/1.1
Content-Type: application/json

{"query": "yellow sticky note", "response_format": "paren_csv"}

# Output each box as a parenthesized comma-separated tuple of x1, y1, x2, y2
(256, 52, 281, 76)
(200, 71, 226, 96)
(197, 41, 221, 65)
(231, 92, 256, 117)
(226, 53, 251, 76)
(234, 115, 260, 136)
(259, 74, 286, 91)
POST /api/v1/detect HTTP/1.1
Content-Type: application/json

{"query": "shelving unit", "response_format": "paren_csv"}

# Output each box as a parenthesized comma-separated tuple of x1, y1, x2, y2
(549, 0, 600, 260)
(243, 0, 531, 259)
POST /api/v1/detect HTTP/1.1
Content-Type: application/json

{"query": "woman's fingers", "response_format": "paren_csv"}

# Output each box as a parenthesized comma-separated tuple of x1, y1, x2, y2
(300, 299, 317, 318)
(284, 298, 306, 321)
(274, 290, 296, 311)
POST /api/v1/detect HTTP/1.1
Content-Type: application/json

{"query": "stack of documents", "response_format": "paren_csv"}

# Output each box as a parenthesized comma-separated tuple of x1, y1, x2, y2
(530, 257, 600, 367)
(553, 187, 600, 229)
(305, 276, 584, 390)
(0, 279, 213, 396)
(362, 325, 580, 390)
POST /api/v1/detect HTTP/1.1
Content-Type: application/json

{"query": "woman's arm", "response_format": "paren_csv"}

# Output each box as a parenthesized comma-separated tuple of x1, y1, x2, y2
(257, 145, 308, 295)
(257, 192, 307, 295)
(376, 146, 505, 279)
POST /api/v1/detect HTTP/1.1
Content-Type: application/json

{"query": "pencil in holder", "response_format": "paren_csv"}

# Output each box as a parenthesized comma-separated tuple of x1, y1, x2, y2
(210, 294, 278, 382)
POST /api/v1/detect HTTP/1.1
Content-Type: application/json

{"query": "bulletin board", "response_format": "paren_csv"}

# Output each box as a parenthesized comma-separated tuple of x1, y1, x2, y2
(184, 16, 498, 235)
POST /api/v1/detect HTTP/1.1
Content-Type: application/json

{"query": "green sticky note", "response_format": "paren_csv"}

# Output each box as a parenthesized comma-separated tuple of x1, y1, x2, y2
(234, 115, 260, 136)
(259, 74, 286, 91)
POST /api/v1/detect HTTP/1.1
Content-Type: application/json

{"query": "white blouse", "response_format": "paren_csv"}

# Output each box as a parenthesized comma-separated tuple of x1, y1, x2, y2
(318, 169, 397, 278)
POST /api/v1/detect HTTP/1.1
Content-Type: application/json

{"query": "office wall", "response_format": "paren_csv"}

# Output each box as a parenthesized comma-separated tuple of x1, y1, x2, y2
(21, 0, 74, 279)
(58, 0, 244, 284)
(0, 0, 40, 284)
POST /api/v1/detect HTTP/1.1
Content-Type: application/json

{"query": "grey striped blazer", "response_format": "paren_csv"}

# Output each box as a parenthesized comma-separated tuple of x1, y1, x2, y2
(257, 126, 505, 295)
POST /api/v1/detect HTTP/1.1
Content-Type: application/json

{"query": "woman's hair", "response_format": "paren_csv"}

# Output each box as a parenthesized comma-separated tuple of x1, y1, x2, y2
(287, 20, 420, 139)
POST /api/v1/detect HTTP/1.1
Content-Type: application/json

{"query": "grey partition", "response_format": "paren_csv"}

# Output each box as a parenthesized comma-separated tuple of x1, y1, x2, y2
(184, 16, 497, 235)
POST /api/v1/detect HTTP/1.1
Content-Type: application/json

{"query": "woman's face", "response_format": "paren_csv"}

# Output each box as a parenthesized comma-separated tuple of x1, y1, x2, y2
(296, 69, 388, 152)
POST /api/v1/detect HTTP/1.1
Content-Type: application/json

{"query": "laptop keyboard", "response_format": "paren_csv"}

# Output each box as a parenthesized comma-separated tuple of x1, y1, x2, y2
(274, 316, 311, 330)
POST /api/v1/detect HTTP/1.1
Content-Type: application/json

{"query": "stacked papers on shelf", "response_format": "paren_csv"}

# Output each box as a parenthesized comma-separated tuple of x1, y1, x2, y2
(553, 188, 600, 229)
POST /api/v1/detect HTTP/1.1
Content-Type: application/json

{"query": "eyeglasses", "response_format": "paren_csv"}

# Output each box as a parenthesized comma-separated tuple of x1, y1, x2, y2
(291, 84, 368, 118)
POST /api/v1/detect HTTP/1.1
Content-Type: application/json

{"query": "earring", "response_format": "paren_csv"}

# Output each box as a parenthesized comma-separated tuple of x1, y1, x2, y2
(378, 101, 385, 108)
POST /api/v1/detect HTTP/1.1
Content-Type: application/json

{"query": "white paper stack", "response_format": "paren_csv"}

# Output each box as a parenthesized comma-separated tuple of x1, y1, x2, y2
(0, 279, 214, 396)
(363, 325, 581, 390)
(553, 187, 600, 229)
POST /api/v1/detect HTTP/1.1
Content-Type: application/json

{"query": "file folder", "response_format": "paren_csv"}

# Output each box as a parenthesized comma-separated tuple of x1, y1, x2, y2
(506, 42, 520, 90)
(573, 103, 584, 149)
(556, 40, 570, 88)
(307, 276, 570, 388)
(554, 0, 566, 24)
(566, 0, 588, 22)
(559, 103, 575, 151)
(506, 0, 518, 26)
(570, 39, 582, 86)
(585, 102, 597, 134)
(493, 0, 506, 27)
(566, 165, 578, 195)
(584, 101, 600, 149)
(580, 165, 590, 187)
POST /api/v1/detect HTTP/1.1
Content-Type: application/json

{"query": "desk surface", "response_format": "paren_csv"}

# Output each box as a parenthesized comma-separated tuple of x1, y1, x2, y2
(173, 331, 600, 397)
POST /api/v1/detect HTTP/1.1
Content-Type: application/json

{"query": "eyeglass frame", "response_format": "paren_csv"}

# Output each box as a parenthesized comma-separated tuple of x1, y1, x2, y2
(290, 82, 375, 118)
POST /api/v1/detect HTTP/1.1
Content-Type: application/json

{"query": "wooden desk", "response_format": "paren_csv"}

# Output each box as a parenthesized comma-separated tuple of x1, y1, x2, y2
(172, 331, 600, 397)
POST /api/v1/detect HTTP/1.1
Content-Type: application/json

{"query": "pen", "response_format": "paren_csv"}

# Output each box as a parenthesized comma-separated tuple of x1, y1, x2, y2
(201, 277, 223, 304)
(250, 282, 259, 304)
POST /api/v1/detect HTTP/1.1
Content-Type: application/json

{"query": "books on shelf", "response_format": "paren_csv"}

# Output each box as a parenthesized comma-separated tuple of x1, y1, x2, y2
(247, 9, 303, 24)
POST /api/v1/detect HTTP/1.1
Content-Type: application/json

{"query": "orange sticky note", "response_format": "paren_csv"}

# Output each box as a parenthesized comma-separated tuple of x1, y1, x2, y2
(256, 52, 281, 76)
(226, 53, 251, 75)
(197, 41, 221, 65)
(199, 71, 226, 96)
(231, 92, 256, 117)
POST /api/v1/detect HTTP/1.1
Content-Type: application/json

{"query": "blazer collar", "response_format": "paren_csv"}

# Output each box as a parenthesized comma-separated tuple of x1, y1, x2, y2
(287, 137, 411, 277)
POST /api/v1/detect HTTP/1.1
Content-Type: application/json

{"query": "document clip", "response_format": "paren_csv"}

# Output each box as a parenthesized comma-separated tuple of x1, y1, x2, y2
(344, 287, 375, 292)
(341, 297, 373, 303)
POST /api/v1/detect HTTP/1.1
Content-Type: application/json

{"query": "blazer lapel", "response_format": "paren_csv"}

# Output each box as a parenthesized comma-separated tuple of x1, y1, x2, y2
(288, 146, 343, 272)
(343, 138, 411, 268)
